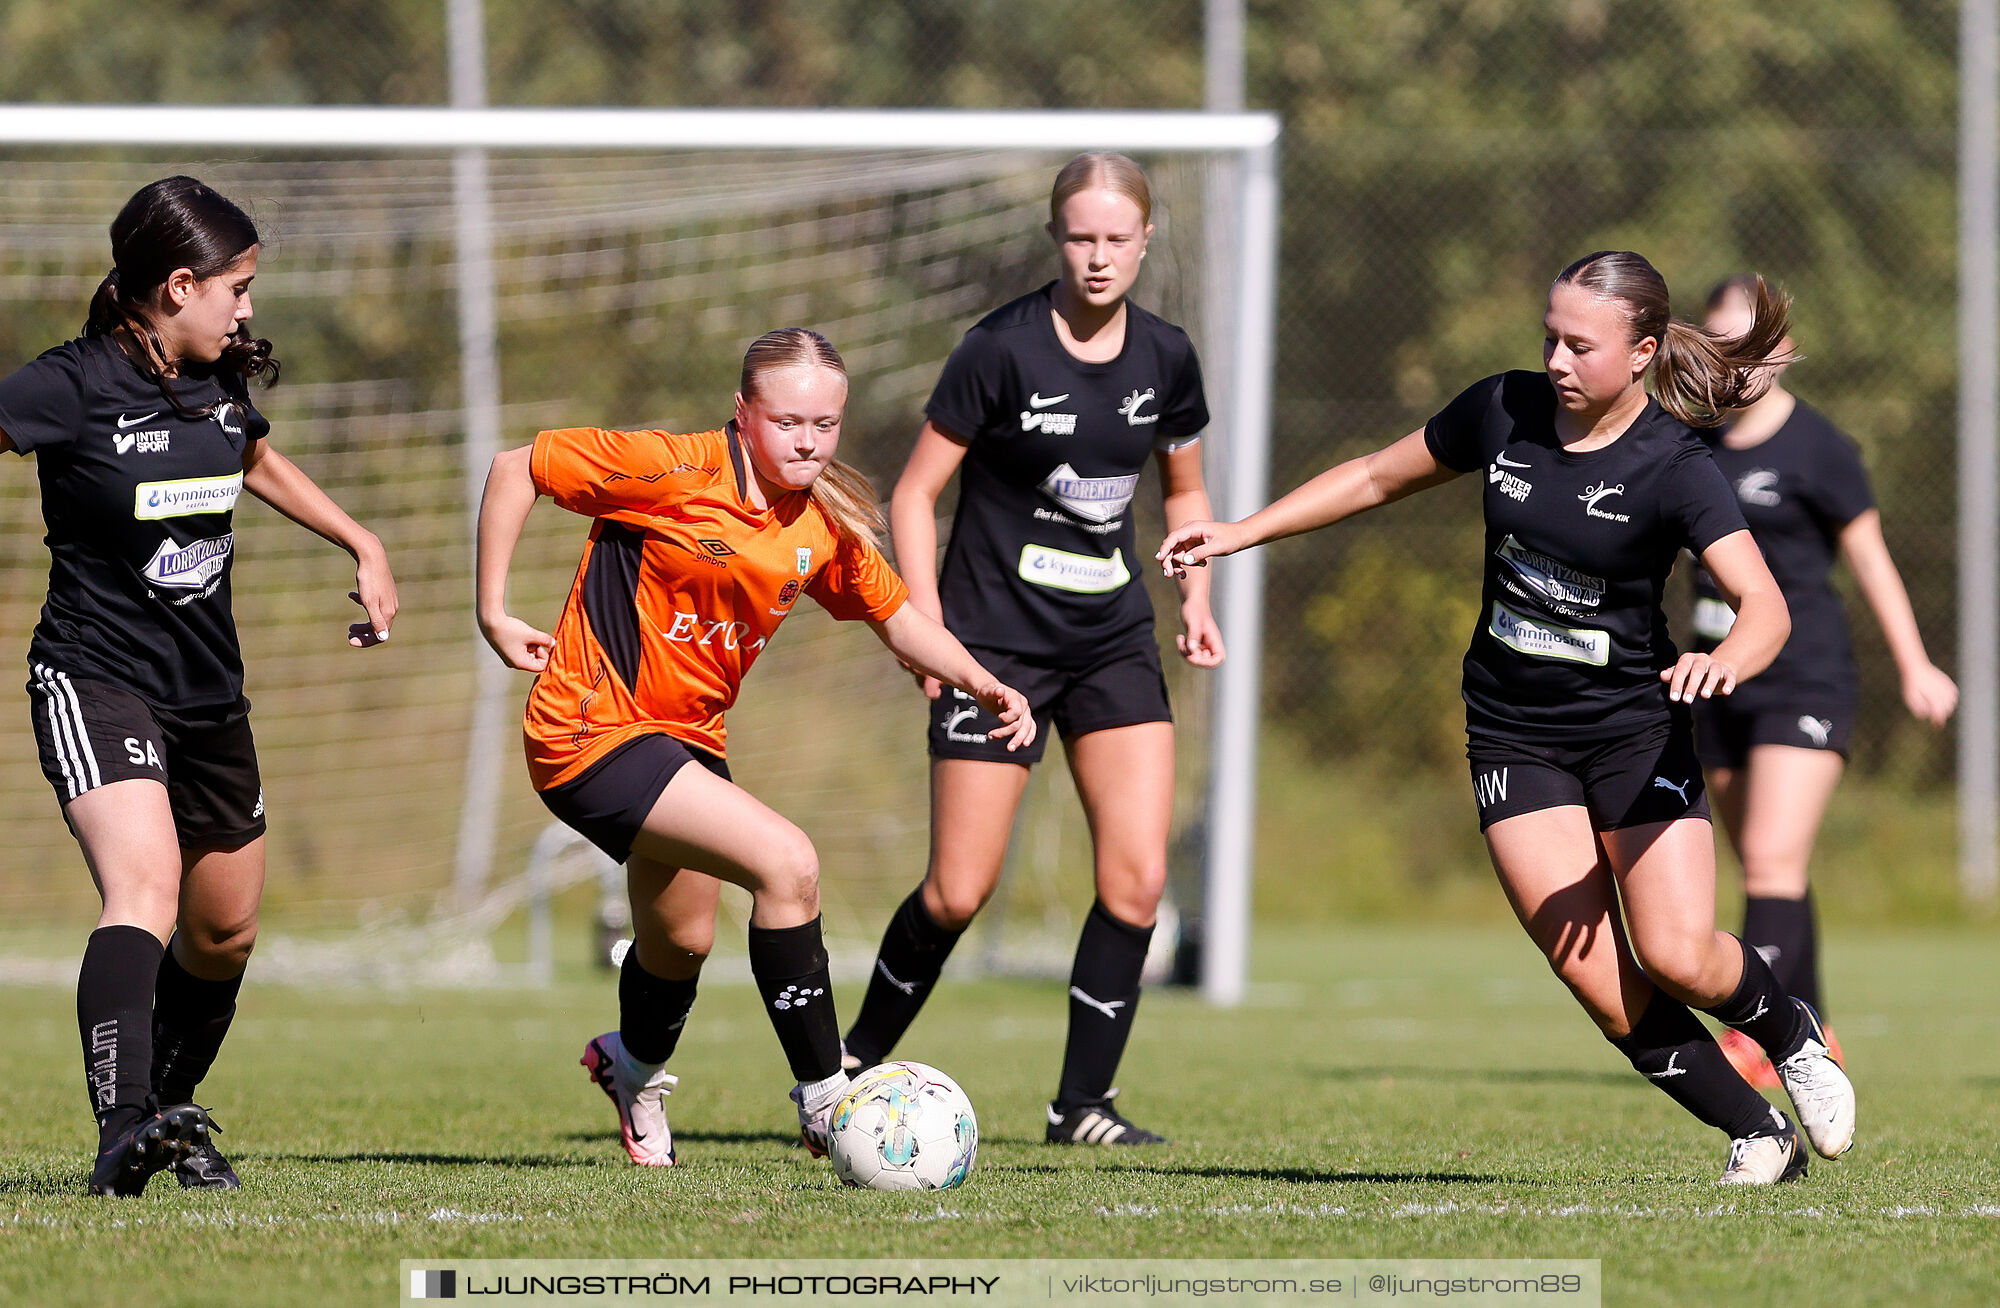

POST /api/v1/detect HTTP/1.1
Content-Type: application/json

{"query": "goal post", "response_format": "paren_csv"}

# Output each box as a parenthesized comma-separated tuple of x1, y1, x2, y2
(0, 104, 1280, 1003)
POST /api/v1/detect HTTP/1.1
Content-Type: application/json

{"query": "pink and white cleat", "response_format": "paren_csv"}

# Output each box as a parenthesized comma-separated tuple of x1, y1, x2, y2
(581, 1032, 679, 1166)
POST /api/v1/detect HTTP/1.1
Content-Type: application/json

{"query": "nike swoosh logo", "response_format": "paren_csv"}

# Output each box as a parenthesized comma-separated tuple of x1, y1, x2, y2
(1028, 393, 1069, 408)
(118, 412, 161, 429)
(1494, 452, 1531, 468)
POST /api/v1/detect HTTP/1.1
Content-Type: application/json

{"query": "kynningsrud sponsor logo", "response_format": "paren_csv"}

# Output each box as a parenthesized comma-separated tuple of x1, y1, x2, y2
(142, 534, 234, 590)
(1737, 468, 1782, 507)
(1488, 459, 1532, 502)
(1488, 600, 1610, 666)
(1496, 535, 1605, 609)
(1017, 543, 1131, 594)
(134, 473, 242, 520)
(1118, 387, 1159, 425)
(1037, 463, 1140, 525)
(1692, 596, 1737, 640)
(1579, 480, 1631, 522)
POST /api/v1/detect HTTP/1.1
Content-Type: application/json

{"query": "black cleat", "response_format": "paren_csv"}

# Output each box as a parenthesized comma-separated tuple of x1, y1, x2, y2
(88, 1103, 213, 1197)
(1045, 1091, 1167, 1146)
(174, 1130, 241, 1190)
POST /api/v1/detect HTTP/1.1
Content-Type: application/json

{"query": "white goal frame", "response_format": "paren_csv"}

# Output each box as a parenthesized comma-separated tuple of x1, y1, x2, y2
(0, 104, 1282, 1003)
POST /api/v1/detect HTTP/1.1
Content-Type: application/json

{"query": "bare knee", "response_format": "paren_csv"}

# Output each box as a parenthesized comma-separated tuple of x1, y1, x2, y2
(1628, 930, 1721, 1003)
(177, 912, 258, 977)
(1095, 862, 1167, 927)
(921, 876, 992, 932)
(765, 831, 820, 916)
(1738, 841, 1810, 898)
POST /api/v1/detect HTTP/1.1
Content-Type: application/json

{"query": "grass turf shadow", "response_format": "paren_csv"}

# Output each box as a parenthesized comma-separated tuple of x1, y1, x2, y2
(268, 1151, 600, 1169)
(1314, 1064, 1637, 1088)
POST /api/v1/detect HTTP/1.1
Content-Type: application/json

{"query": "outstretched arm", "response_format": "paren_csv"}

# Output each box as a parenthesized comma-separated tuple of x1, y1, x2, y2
(869, 604, 1036, 752)
(889, 421, 968, 698)
(1840, 509, 1957, 725)
(1156, 441, 1224, 667)
(476, 444, 556, 672)
(1157, 428, 1458, 575)
(241, 439, 398, 647)
(1665, 529, 1791, 702)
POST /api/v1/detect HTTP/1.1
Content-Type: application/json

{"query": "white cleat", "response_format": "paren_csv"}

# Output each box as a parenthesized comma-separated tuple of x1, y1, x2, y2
(581, 1032, 678, 1166)
(791, 1071, 850, 1158)
(1775, 1001, 1856, 1160)
(1719, 1115, 1808, 1186)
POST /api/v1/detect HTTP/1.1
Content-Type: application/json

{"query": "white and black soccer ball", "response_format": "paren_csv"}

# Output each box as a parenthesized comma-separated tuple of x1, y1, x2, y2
(828, 1061, 978, 1191)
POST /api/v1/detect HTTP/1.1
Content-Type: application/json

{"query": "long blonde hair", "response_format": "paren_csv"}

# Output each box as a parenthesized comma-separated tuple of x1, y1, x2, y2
(738, 328, 886, 544)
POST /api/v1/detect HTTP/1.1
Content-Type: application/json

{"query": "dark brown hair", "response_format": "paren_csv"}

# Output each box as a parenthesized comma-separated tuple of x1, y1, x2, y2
(1554, 251, 1791, 427)
(87, 176, 277, 416)
(738, 328, 884, 543)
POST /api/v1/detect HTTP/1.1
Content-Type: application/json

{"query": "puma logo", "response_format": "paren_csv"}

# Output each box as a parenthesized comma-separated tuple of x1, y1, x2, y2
(1648, 1052, 1688, 1079)
(1068, 986, 1126, 1020)
(875, 959, 917, 996)
(1652, 776, 1692, 803)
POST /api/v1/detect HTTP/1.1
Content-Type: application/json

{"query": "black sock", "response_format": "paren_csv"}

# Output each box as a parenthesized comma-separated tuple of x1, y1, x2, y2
(77, 926, 164, 1137)
(151, 939, 244, 1106)
(1610, 989, 1785, 1139)
(618, 949, 699, 1065)
(1055, 902, 1153, 1112)
(748, 917, 841, 1083)
(1701, 933, 1808, 1058)
(843, 888, 966, 1067)
(1743, 893, 1821, 1015)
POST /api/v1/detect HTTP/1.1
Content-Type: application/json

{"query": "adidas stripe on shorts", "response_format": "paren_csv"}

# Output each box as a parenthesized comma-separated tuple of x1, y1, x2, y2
(27, 665, 265, 848)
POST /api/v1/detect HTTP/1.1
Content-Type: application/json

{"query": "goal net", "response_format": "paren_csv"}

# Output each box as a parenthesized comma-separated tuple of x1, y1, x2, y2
(0, 121, 1271, 987)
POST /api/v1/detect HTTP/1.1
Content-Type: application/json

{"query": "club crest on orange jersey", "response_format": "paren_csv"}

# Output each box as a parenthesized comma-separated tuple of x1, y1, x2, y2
(796, 547, 811, 576)
(776, 579, 801, 608)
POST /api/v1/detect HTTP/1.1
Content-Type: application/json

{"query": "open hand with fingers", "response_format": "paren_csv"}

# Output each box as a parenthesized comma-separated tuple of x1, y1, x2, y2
(974, 681, 1037, 751)
(1661, 650, 1738, 703)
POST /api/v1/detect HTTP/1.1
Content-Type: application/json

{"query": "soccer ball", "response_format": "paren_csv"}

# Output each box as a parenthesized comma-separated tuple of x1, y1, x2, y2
(828, 1061, 978, 1191)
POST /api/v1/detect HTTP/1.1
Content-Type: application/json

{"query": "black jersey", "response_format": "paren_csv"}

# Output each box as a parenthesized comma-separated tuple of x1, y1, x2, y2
(0, 334, 269, 708)
(927, 283, 1208, 661)
(1690, 401, 1874, 705)
(1424, 371, 1747, 738)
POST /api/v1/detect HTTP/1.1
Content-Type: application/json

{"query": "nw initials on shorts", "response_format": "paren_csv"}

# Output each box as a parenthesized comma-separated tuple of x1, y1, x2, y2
(1475, 767, 1509, 808)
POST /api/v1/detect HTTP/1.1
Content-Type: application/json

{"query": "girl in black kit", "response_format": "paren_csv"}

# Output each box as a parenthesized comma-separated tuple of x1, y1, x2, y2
(1692, 276, 1957, 1088)
(1162, 252, 1857, 1184)
(842, 153, 1222, 1145)
(0, 178, 399, 1195)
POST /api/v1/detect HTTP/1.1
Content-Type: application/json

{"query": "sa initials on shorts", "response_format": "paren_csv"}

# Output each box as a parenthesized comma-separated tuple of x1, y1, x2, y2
(124, 737, 164, 769)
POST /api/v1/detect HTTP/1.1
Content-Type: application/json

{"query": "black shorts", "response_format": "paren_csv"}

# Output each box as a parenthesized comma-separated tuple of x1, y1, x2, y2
(1692, 695, 1855, 770)
(1466, 715, 1710, 832)
(538, 732, 731, 864)
(27, 665, 264, 849)
(927, 641, 1172, 766)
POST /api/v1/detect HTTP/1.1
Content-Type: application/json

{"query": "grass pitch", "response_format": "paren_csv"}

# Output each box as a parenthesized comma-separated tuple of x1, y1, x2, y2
(0, 924, 1995, 1307)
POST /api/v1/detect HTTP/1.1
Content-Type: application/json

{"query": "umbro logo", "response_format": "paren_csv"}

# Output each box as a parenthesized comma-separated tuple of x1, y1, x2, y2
(697, 539, 736, 558)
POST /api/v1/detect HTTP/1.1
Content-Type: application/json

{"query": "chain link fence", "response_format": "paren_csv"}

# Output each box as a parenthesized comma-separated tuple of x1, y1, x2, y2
(0, 0, 1970, 932)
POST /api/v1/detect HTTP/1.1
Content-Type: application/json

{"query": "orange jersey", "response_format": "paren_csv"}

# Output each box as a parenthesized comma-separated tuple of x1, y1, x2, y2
(523, 423, 907, 790)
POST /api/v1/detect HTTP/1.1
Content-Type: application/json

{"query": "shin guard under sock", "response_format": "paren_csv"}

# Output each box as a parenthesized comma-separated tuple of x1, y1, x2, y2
(78, 926, 164, 1136)
(748, 917, 841, 1084)
(152, 940, 244, 1106)
(843, 888, 965, 1066)
(1610, 989, 1784, 1140)
(617, 949, 700, 1066)
(1054, 901, 1153, 1112)
(1702, 933, 1808, 1058)
(1743, 893, 1821, 1015)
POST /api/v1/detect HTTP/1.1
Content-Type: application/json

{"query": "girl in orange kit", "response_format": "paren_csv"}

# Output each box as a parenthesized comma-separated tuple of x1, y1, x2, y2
(476, 328, 1033, 1167)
